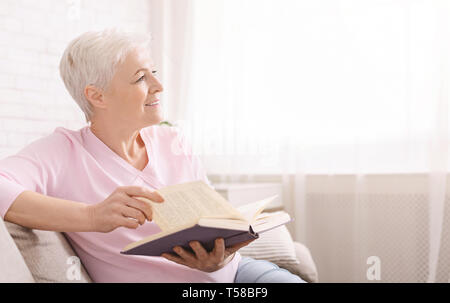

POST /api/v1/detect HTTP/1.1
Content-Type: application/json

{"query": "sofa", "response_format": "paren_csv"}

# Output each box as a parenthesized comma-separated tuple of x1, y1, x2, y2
(0, 216, 318, 283)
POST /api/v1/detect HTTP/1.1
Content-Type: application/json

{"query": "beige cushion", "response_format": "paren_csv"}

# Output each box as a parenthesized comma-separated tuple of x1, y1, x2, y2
(239, 225, 299, 264)
(0, 218, 35, 282)
(292, 242, 319, 283)
(238, 224, 318, 283)
(5, 222, 92, 283)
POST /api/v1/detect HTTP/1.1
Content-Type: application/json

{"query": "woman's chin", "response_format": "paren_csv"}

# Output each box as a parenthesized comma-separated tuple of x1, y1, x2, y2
(143, 114, 164, 126)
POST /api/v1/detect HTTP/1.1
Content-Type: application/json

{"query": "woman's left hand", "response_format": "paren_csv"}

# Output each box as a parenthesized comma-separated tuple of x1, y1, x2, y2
(161, 238, 254, 272)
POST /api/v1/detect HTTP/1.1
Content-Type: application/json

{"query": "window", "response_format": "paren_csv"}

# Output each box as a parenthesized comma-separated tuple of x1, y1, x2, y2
(173, 0, 450, 174)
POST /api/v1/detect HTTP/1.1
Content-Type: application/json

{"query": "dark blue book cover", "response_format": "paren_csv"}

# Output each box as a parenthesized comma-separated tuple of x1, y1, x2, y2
(120, 224, 259, 256)
(120, 217, 292, 256)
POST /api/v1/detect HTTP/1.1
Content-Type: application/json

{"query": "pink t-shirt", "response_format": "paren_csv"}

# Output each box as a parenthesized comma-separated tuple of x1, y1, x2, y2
(0, 125, 241, 282)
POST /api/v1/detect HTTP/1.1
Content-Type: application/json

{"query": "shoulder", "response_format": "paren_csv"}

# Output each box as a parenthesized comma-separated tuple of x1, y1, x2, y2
(17, 126, 86, 159)
(142, 124, 186, 146)
(141, 124, 192, 156)
(142, 124, 182, 139)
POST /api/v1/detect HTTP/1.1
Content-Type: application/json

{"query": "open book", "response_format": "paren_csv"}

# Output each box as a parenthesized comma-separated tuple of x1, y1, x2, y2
(120, 181, 292, 256)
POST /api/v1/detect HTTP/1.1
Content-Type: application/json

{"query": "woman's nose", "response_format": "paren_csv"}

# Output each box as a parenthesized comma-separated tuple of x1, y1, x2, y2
(148, 76, 163, 94)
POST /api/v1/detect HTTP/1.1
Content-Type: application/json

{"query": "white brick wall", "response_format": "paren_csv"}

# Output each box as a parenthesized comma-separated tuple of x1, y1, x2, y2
(0, 0, 151, 158)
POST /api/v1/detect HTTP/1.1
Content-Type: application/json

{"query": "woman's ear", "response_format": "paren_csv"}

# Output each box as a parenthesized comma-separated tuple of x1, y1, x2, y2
(85, 85, 107, 109)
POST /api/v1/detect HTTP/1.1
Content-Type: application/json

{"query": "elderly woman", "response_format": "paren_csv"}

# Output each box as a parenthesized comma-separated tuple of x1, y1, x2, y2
(0, 29, 303, 283)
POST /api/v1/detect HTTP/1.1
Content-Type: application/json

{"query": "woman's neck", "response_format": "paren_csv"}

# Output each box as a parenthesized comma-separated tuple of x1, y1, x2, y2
(89, 120, 148, 168)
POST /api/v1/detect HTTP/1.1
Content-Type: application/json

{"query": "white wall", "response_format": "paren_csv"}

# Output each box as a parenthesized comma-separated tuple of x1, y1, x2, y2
(0, 0, 151, 158)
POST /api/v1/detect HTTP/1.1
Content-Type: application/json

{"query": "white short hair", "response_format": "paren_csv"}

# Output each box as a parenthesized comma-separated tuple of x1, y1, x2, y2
(59, 28, 152, 122)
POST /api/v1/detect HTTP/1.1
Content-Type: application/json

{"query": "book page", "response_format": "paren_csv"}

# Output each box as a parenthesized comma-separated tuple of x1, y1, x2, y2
(136, 181, 246, 232)
(236, 195, 278, 223)
(197, 217, 250, 232)
(251, 211, 291, 233)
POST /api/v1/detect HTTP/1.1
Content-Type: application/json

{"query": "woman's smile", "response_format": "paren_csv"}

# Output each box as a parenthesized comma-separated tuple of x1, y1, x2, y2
(144, 99, 160, 107)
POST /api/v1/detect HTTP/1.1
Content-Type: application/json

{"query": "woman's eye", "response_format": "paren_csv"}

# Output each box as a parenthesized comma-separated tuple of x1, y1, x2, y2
(136, 71, 157, 83)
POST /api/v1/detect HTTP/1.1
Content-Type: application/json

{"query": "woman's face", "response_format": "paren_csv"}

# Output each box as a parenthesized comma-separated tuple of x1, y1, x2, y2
(101, 47, 164, 128)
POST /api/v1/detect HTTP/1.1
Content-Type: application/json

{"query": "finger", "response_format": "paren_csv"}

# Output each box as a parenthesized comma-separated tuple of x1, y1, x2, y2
(211, 238, 225, 261)
(225, 239, 255, 255)
(119, 217, 140, 229)
(119, 186, 165, 203)
(173, 246, 197, 264)
(120, 205, 146, 225)
(161, 253, 189, 267)
(189, 241, 208, 260)
(123, 196, 153, 221)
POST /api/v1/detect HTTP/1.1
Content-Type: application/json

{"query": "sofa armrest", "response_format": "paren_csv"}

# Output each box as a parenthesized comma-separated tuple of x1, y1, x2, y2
(0, 218, 35, 282)
(4, 221, 92, 283)
(293, 241, 319, 283)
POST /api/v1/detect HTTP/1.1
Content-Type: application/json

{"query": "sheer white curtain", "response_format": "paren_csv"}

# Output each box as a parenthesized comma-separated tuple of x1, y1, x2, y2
(150, 0, 450, 282)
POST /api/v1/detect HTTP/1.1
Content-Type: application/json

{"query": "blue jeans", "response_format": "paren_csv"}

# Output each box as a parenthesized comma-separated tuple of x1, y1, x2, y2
(234, 257, 306, 283)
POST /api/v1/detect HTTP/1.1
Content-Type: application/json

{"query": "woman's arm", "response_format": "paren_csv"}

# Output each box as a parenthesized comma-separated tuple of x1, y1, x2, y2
(0, 132, 162, 233)
(4, 190, 92, 232)
(4, 186, 164, 233)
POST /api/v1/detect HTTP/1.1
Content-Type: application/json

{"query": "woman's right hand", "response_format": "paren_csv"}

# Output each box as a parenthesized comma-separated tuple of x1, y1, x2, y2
(87, 186, 164, 233)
